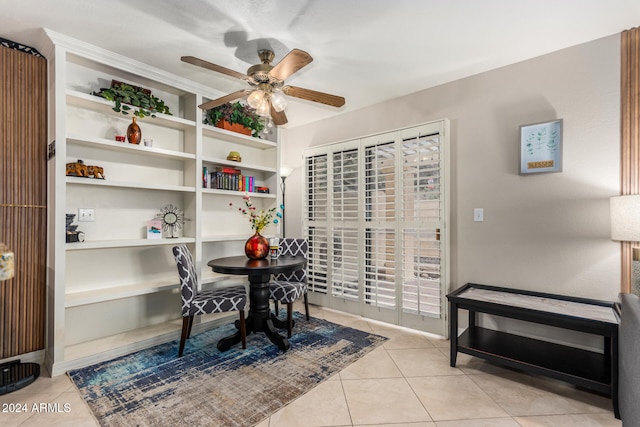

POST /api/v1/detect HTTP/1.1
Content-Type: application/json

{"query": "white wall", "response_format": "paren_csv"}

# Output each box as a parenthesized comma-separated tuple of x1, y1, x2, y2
(282, 34, 621, 302)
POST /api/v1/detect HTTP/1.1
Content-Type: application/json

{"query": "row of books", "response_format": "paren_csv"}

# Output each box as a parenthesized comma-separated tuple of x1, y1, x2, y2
(203, 166, 258, 192)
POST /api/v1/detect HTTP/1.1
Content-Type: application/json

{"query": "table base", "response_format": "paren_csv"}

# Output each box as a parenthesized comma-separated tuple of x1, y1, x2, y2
(217, 274, 293, 352)
(217, 313, 294, 352)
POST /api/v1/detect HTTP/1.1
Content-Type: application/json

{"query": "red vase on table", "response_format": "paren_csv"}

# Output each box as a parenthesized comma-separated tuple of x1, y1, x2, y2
(245, 232, 269, 260)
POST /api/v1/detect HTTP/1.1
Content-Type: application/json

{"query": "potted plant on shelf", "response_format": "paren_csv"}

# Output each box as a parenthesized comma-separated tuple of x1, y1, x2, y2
(204, 101, 265, 137)
(92, 80, 172, 118)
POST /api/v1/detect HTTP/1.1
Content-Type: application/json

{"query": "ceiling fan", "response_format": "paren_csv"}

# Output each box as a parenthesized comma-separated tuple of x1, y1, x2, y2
(181, 48, 345, 126)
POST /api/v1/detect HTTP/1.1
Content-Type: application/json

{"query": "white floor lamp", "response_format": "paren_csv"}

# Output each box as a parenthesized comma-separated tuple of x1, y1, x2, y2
(280, 166, 292, 238)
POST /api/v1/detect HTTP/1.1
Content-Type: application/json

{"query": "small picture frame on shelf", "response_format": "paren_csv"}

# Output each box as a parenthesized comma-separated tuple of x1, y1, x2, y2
(147, 220, 163, 239)
(519, 119, 562, 175)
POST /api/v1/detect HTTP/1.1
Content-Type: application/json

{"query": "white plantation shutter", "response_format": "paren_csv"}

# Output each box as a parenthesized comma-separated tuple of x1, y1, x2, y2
(331, 227, 359, 299)
(304, 120, 449, 334)
(306, 154, 328, 222)
(305, 154, 329, 293)
(331, 148, 359, 301)
(332, 149, 359, 221)
(365, 141, 396, 222)
(364, 139, 397, 309)
(402, 228, 441, 316)
(307, 227, 329, 293)
(364, 228, 396, 308)
(401, 133, 443, 318)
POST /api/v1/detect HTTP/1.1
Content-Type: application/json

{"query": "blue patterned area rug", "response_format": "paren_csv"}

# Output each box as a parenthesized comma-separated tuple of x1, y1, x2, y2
(68, 313, 387, 427)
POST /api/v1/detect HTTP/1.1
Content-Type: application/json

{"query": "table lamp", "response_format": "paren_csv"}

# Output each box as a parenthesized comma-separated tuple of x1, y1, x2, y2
(610, 195, 640, 295)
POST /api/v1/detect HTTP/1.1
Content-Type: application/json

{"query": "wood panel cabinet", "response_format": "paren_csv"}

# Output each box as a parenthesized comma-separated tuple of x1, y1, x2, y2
(0, 44, 47, 359)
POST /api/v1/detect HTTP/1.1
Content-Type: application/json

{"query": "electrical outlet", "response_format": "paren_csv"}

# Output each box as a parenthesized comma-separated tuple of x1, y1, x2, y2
(78, 208, 95, 222)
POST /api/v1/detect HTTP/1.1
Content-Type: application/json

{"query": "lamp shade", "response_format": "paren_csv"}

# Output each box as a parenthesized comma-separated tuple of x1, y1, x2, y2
(247, 90, 265, 109)
(256, 98, 271, 117)
(280, 166, 292, 178)
(271, 92, 287, 112)
(610, 195, 640, 241)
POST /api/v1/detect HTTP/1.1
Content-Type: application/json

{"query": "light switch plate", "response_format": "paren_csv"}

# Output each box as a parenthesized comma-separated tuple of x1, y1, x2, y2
(474, 208, 484, 222)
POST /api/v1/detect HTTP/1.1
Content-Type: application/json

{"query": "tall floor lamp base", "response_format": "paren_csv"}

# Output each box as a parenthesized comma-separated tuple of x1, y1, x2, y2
(0, 360, 40, 395)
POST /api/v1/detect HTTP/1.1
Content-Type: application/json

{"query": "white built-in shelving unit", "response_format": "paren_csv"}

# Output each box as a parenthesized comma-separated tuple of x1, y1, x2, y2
(44, 29, 280, 374)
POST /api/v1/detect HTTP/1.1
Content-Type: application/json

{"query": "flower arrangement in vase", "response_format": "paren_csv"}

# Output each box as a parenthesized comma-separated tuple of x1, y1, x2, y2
(231, 195, 283, 259)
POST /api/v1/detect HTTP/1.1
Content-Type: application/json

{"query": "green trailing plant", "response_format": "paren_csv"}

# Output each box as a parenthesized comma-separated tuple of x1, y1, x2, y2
(92, 82, 172, 118)
(204, 101, 265, 137)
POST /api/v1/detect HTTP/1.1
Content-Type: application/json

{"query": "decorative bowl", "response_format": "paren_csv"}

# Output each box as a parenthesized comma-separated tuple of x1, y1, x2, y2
(227, 151, 241, 162)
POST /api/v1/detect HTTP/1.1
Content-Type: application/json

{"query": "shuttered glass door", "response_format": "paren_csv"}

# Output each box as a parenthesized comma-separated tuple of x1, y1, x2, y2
(399, 130, 445, 331)
(331, 148, 359, 304)
(304, 121, 449, 336)
(362, 136, 398, 322)
(305, 154, 329, 294)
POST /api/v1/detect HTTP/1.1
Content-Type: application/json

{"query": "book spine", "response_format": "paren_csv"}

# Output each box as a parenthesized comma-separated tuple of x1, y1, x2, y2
(216, 167, 241, 174)
(203, 167, 208, 188)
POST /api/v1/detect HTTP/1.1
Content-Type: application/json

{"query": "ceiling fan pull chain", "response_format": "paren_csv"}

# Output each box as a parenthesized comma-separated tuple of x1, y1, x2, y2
(262, 116, 273, 134)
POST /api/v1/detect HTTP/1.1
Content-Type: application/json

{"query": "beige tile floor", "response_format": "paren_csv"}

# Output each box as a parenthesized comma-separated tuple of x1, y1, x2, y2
(0, 303, 622, 427)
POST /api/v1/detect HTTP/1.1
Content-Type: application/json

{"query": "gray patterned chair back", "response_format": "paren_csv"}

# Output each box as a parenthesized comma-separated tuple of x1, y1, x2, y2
(173, 244, 199, 317)
(172, 244, 247, 356)
(274, 238, 308, 282)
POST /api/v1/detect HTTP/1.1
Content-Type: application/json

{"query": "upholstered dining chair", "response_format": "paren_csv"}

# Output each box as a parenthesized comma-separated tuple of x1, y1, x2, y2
(172, 244, 247, 357)
(269, 238, 309, 338)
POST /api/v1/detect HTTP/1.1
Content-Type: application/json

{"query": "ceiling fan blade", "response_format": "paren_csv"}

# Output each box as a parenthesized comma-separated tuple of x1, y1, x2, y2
(270, 104, 288, 126)
(270, 49, 313, 81)
(198, 90, 249, 110)
(181, 56, 249, 81)
(283, 86, 345, 108)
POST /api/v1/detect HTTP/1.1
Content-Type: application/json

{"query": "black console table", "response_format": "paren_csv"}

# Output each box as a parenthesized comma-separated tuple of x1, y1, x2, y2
(447, 283, 620, 418)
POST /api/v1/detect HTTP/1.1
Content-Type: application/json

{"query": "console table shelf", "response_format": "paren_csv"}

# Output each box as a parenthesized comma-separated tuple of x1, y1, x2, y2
(448, 283, 620, 418)
(458, 327, 610, 392)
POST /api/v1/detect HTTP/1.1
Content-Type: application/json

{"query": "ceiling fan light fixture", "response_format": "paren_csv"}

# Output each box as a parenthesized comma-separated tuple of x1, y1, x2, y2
(256, 98, 271, 117)
(247, 89, 265, 109)
(271, 91, 287, 112)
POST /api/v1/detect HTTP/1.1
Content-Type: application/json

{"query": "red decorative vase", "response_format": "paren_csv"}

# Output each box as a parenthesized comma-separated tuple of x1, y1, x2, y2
(245, 232, 269, 260)
(127, 116, 141, 144)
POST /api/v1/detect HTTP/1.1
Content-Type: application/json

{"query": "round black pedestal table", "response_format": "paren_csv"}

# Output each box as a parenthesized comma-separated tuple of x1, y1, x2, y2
(207, 255, 306, 352)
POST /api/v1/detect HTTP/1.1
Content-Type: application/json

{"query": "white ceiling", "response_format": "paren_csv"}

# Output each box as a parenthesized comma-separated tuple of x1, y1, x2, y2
(2, 0, 640, 128)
